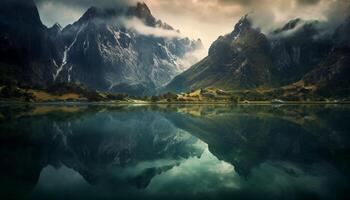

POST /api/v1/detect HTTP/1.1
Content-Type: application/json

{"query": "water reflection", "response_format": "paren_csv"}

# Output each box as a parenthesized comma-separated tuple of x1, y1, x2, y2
(0, 104, 349, 200)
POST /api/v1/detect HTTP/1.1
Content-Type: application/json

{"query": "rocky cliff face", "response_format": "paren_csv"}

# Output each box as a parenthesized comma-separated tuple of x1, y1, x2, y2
(301, 17, 350, 97)
(0, 0, 58, 87)
(49, 2, 202, 95)
(0, 1, 203, 95)
(269, 19, 333, 85)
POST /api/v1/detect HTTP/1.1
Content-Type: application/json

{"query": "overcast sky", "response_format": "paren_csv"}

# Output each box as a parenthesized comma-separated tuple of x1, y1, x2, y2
(35, 0, 350, 49)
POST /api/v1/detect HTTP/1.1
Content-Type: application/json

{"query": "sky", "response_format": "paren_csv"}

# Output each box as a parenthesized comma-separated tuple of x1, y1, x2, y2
(35, 0, 350, 49)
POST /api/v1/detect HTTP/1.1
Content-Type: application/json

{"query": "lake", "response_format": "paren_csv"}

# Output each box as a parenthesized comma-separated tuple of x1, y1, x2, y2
(0, 104, 349, 200)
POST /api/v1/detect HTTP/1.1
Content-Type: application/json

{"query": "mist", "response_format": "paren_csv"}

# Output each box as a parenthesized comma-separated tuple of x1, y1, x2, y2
(121, 17, 182, 38)
(36, 0, 350, 50)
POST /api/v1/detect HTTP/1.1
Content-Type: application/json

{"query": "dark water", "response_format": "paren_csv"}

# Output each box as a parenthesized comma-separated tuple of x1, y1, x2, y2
(0, 104, 349, 200)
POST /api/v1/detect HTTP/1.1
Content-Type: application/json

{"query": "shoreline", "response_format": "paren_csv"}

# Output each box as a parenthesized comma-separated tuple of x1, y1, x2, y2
(1, 100, 350, 106)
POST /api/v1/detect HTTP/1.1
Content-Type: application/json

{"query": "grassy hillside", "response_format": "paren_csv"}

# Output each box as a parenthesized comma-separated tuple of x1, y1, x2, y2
(0, 83, 130, 103)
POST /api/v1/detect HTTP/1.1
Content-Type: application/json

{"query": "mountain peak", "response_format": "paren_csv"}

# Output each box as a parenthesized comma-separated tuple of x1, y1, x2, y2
(78, 6, 120, 23)
(133, 2, 156, 26)
(51, 23, 62, 30)
(48, 23, 62, 35)
(77, 2, 156, 27)
(79, 6, 99, 21)
(136, 2, 151, 15)
(272, 18, 302, 34)
(231, 14, 253, 36)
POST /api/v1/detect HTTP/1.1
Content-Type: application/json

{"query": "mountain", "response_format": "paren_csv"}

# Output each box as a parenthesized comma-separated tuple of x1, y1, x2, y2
(166, 15, 349, 98)
(0, 1, 202, 95)
(166, 15, 272, 92)
(269, 18, 333, 85)
(300, 17, 350, 97)
(0, 0, 59, 87)
(1, 0, 347, 98)
(49, 2, 202, 95)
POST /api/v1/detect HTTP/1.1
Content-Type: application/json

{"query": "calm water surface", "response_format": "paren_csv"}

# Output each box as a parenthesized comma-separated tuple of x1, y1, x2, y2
(0, 104, 349, 200)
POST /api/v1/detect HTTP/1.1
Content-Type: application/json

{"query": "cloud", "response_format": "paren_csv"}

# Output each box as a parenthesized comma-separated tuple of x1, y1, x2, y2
(297, 0, 320, 5)
(36, 1, 83, 27)
(89, 16, 183, 38)
(177, 46, 207, 72)
(140, 0, 349, 49)
(35, 0, 350, 50)
(121, 17, 182, 38)
(220, 0, 350, 34)
(35, 0, 134, 9)
(35, 0, 137, 27)
(36, 0, 184, 38)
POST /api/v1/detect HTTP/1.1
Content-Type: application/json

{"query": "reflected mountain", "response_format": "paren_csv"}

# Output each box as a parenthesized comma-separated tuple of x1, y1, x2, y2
(163, 105, 350, 177)
(0, 105, 349, 200)
(0, 105, 203, 199)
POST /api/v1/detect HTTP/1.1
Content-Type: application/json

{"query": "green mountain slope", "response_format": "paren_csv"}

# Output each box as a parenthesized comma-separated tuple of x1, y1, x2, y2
(166, 16, 272, 92)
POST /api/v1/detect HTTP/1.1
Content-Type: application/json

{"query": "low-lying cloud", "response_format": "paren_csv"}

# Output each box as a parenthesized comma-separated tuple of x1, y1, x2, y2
(90, 16, 184, 39)
(247, 0, 350, 34)
(121, 17, 182, 38)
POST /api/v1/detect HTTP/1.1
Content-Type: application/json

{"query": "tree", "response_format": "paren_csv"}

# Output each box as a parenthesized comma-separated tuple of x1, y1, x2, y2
(163, 92, 178, 100)
(151, 95, 160, 102)
(230, 95, 240, 103)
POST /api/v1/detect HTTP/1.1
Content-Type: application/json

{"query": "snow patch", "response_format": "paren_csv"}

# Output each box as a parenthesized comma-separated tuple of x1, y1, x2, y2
(53, 24, 86, 82)
(53, 49, 68, 81)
